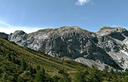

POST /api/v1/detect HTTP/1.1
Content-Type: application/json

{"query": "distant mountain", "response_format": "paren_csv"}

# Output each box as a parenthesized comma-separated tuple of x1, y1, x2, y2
(1, 28, 128, 82)
(8, 26, 128, 70)
(0, 32, 8, 39)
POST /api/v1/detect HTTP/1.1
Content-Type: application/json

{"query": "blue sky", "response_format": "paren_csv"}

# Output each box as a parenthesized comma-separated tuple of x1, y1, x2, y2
(0, 0, 128, 33)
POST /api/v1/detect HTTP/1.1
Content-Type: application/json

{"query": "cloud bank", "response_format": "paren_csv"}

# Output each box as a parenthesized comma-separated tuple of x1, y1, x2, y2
(76, 0, 90, 6)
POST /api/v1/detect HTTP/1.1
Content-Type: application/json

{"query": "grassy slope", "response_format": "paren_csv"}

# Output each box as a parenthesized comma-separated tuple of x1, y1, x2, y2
(0, 38, 87, 82)
(1, 38, 128, 82)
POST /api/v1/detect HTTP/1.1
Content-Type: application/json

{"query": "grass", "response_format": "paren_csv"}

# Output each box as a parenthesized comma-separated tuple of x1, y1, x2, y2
(0, 38, 88, 82)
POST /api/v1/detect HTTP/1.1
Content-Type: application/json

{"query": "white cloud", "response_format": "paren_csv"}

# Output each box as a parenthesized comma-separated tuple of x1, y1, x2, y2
(0, 20, 50, 34)
(76, 0, 90, 6)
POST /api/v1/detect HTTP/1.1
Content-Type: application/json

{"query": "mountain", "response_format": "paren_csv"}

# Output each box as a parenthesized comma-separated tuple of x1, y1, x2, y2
(1, 33, 128, 82)
(0, 32, 8, 39)
(8, 26, 128, 70)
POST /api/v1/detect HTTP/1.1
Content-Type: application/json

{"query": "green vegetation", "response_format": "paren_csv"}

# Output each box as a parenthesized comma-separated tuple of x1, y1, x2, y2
(0, 38, 128, 82)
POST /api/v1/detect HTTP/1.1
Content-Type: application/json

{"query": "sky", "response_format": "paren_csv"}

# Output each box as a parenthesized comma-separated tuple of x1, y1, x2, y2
(0, 0, 128, 33)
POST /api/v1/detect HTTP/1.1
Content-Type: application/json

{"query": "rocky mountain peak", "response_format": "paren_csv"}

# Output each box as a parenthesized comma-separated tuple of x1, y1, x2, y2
(99, 27, 126, 32)
(37, 26, 91, 34)
(8, 26, 128, 70)
(9, 30, 27, 46)
(97, 27, 128, 37)
(13, 30, 27, 35)
(59, 26, 83, 31)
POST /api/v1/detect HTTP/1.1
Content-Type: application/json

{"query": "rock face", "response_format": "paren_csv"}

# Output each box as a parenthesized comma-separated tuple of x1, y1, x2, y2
(8, 26, 128, 70)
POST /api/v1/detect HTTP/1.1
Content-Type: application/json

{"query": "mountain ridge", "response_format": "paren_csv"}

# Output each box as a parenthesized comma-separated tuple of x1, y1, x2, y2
(1, 38, 128, 82)
(1, 26, 128, 70)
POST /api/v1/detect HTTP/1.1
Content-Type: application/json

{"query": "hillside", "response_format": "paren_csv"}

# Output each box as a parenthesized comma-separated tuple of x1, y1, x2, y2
(1, 36, 128, 82)
(9, 26, 128, 70)
(0, 38, 84, 82)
